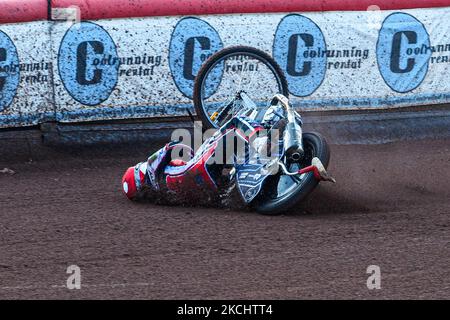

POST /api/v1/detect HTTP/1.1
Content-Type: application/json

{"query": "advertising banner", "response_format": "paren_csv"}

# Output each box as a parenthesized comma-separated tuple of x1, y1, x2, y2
(0, 21, 53, 127)
(51, 7, 450, 123)
(2, 2, 450, 127)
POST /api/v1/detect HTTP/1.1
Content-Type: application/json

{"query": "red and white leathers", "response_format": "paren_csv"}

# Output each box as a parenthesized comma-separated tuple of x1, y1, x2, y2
(122, 116, 264, 201)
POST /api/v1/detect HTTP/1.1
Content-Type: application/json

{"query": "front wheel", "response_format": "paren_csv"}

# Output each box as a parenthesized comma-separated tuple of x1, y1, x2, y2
(193, 46, 289, 129)
(252, 132, 330, 215)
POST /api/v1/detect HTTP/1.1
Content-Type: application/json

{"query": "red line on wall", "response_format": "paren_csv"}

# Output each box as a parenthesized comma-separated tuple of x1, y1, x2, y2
(52, 0, 450, 20)
(1, 0, 450, 24)
(0, 0, 48, 23)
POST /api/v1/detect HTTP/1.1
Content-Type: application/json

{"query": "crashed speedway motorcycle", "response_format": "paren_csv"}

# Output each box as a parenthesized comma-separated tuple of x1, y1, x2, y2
(122, 46, 335, 215)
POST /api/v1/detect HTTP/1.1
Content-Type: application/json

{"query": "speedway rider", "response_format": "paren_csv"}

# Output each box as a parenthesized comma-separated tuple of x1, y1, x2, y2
(121, 101, 283, 202)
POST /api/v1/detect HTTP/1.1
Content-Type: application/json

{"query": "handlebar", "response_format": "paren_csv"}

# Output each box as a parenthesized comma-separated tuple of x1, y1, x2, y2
(214, 92, 304, 161)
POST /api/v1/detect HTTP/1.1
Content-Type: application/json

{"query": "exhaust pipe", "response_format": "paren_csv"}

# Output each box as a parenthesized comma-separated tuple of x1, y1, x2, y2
(283, 120, 304, 161)
(289, 151, 302, 162)
(270, 95, 304, 161)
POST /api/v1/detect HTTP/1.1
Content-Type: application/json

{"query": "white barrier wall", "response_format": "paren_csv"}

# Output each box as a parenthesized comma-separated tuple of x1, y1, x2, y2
(0, 21, 53, 127)
(2, 7, 450, 127)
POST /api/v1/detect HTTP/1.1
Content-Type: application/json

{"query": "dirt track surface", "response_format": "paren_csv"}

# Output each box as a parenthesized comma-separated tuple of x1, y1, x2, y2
(0, 138, 449, 299)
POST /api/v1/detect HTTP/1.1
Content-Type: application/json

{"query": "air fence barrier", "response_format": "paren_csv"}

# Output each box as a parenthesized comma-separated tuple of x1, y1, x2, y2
(1, 0, 450, 136)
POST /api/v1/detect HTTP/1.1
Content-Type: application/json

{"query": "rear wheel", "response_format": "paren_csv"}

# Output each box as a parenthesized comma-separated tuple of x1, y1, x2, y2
(253, 132, 330, 215)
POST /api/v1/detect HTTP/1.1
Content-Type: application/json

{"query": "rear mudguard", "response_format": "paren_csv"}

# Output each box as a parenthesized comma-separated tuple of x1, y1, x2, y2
(235, 163, 272, 203)
(236, 137, 285, 203)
